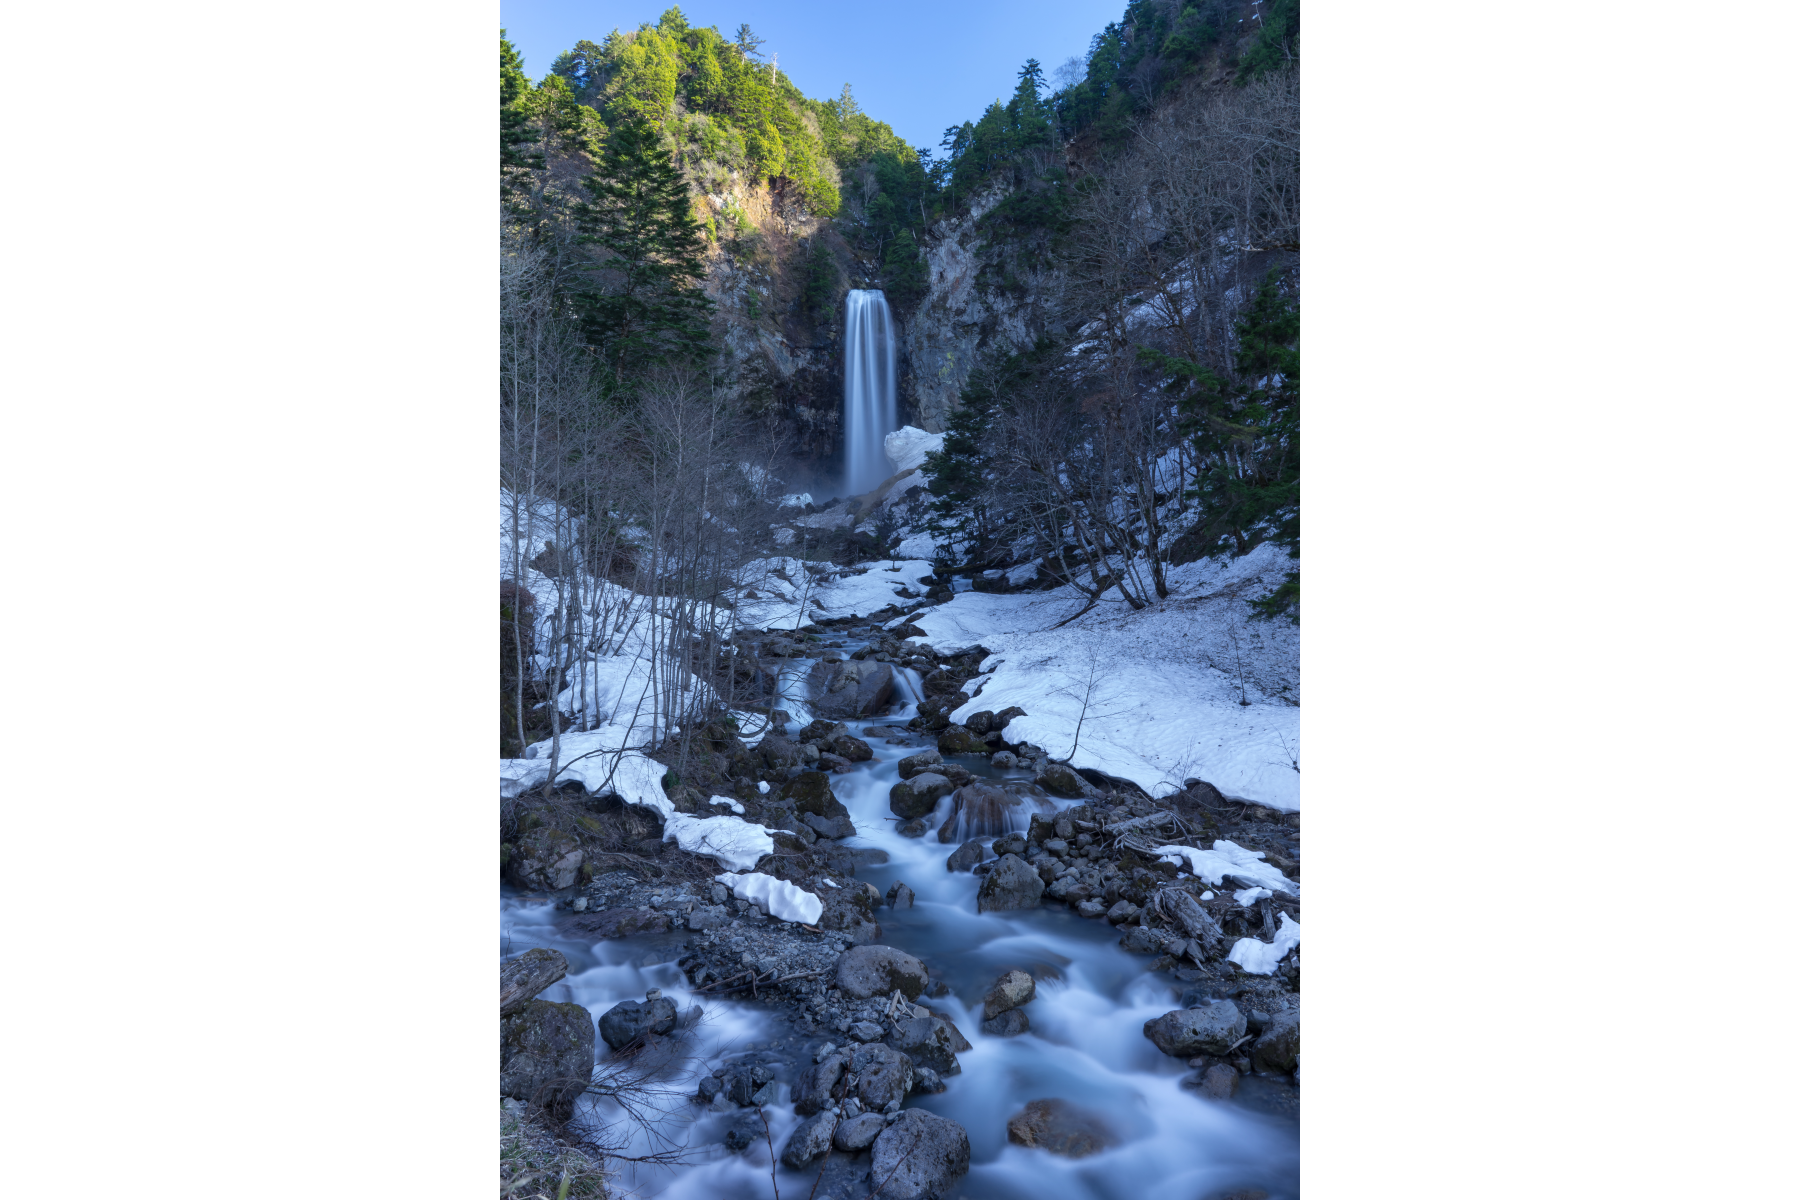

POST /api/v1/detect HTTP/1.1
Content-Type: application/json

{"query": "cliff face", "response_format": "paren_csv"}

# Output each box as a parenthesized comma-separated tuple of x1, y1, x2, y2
(897, 187, 1045, 433)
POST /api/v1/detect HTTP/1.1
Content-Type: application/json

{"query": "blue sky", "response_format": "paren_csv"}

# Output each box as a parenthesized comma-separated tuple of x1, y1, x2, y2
(498, 0, 1126, 150)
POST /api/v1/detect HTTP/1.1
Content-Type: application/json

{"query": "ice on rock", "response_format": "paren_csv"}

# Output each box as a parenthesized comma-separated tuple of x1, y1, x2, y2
(709, 795, 746, 814)
(715, 871, 824, 925)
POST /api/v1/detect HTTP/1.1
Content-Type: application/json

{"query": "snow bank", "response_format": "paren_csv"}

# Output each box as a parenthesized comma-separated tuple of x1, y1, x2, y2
(884, 426, 944, 473)
(714, 871, 824, 925)
(729, 557, 938, 630)
(1227, 912, 1301, 975)
(499, 747, 671, 814)
(1153, 840, 1296, 895)
(663, 814, 774, 871)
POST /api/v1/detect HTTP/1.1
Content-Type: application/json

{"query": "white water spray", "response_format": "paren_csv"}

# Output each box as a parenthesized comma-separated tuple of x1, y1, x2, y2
(843, 289, 897, 495)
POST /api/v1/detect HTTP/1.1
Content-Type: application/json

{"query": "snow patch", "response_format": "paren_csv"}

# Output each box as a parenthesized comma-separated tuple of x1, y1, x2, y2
(709, 795, 746, 814)
(714, 871, 824, 925)
(664, 815, 774, 871)
(884, 425, 945, 473)
(1154, 841, 1295, 894)
(1227, 912, 1300, 975)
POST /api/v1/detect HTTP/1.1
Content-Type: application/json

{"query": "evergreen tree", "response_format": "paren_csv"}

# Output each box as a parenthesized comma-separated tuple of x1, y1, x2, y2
(571, 118, 714, 379)
(1141, 272, 1299, 619)
(500, 31, 542, 180)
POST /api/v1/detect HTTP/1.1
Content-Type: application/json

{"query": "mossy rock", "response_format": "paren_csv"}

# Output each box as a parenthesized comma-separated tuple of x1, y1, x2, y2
(781, 771, 848, 820)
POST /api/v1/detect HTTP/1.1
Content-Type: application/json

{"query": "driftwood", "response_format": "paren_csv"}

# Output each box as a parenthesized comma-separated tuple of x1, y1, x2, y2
(1151, 888, 1228, 960)
(501, 947, 569, 1016)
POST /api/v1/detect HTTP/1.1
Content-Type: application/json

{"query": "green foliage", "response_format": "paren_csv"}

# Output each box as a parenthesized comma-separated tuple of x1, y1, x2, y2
(801, 239, 840, 325)
(882, 229, 927, 307)
(1238, 0, 1300, 83)
(501, 31, 543, 179)
(570, 117, 715, 378)
(1141, 271, 1298, 612)
(921, 389, 996, 566)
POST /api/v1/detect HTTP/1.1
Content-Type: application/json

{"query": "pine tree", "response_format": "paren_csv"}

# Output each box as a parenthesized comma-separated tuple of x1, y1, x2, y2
(501, 31, 543, 181)
(570, 118, 714, 380)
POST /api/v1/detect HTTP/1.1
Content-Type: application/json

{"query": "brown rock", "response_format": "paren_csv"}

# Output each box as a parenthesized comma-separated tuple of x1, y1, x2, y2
(1005, 1098, 1115, 1158)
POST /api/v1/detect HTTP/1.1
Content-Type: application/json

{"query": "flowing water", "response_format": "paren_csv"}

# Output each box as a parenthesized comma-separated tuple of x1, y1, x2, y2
(843, 290, 897, 496)
(502, 636, 1299, 1199)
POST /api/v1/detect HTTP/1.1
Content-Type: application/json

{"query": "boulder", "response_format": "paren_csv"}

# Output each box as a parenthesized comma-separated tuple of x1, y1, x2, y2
(802, 812, 858, 840)
(936, 725, 986, 754)
(889, 772, 954, 819)
(982, 969, 1036, 1018)
(991, 750, 1019, 769)
(830, 734, 874, 762)
(849, 1020, 886, 1042)
(598, 996, 678, 1050)
(965, 710, 997, 735)
(1119, 925, 1162, 954)
(507, 827, 584, 892)
(782, 771, 849, 820)
(1075, 899, 1108, 919)
(1106, 900, 1142, 925)
(978, 854, 1046, 912)
(994, 705, 1028, 729)
(811, 660, 896, 719)
(793, 1051, 850, 1116)
(501, 947, 568, 1016)
(833, 1112, 888, 1152)
(1034, 762, 1103, 800)
(723, 1109, 765, 1153)
(992, 832, 1026, 856)
(1250, 1012, 1300, 1075)
(687, 904, 731, 932)
(835, 944, 930, 1000)
(938, 781, 1054, 842)
(798, 719, 850, 744)
(851, 1042, 915, 1109)
(558, 907, 673, 940)
(1143, 1002, 1247, 1059)
(980, 1009, 1029, 1037)
(869, 1109, 971, 1200)
(500, 999, 594, 1115)
(896, 817, 928, 838)
(888, 1016, 963, 1075)
(886, 881, 916, 908)
(910, 1065, 947, 1094)
(1005, 1098, 1115, 1158)
(1197, 1062, 1240, 1099)
(945, 839, 987, 873)
(780, 1110, 838, 1169)
(897, 749, 943, 780)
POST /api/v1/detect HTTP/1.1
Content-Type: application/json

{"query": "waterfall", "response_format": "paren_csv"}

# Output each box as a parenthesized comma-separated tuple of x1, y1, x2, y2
(843, 289, 897, 495)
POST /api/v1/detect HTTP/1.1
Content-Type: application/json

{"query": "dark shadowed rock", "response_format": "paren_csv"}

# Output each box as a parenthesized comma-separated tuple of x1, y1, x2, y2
(946, 839, 988, 872)
(794, 1051, 849, 1116)
(886, 880, 916, 908)
(1143, 1002, 1247, 1058)
(835, 944, 929, 1000)
(888, 1016, 963, 1075)
(833, 1112, 888, 1152)
(803, 811, 859, 839)
(500, 999, 594, 1115)
(1005, 1098, 1115, 1158)
(978, 854, 1045, 912)
(723, 1109, 765, 1153)
(506, 827, 583, 891)
(981, 1009, 1030, 1037)
(897, 749, 943, 779)
(811, 660, 896, 719)
(1119, 925, 1161, 954)
(910, 1064, 946, 1094)
(965, 710, 997, 735)
(982, 969, 1036, 1018)
(870, 1109, 971, 1200)
(831, 733, 874, 761)
(1199, 1062, 1240, 1098)
(1251, 1011, 1300, 1075)
(558, 907, 673, 940)
(889, 772, 954, 818)
(852, 1041, 916, 1110)
(1034, 762, 1103, 800)
(936, 725, 986, 754)
(781, 1110, 838, 1168)
(782, 771, 849, 820)
(598, 996, 678, 1050)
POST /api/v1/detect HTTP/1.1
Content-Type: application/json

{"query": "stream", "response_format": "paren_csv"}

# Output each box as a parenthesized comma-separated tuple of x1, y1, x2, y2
(502, 631, 1299, 1200)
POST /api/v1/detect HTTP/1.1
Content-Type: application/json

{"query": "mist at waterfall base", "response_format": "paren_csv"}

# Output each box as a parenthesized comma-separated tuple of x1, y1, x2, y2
(502, 640, 1298, 1200)
(842, 289, 898, 497)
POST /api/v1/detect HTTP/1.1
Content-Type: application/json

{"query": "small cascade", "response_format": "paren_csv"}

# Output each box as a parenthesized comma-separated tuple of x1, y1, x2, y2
(843, 289, 897, 495)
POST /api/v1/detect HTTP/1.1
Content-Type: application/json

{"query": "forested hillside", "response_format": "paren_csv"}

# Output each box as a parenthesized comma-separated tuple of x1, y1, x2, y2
(500, 12, 1301, 1189)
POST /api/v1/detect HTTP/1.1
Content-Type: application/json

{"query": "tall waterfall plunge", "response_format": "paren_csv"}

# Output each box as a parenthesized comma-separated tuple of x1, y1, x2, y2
(843, 289, 897, 495)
